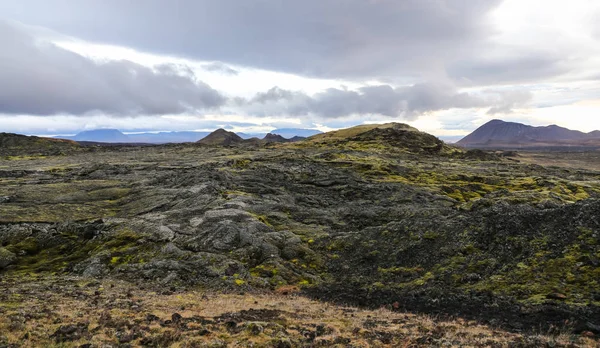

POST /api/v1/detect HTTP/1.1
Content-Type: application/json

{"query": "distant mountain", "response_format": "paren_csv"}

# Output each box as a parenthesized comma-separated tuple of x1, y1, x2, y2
(437, 135, 465, 144)
(127, 131, 209, 143)
(262, 133, 289, 143)
(54, 128, 321, 143)
(457, 119, 600, 148)
(236, 132, 267, 140)
(237, 129, 321, 139)
(57, 129, 131, 143)
(270, 128, 322, 138)
(197, 129, 243, 146)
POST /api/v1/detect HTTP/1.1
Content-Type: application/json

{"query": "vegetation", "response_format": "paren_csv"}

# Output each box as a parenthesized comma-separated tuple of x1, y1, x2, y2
(0, 275, 595, 347)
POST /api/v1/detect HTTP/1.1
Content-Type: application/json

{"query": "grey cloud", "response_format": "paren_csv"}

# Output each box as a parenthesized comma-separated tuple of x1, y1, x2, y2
(0, 20, 225, 116)
(447, 53, 572, 86)
(0, 0, 503, 81)
(240, 84, 532, 119)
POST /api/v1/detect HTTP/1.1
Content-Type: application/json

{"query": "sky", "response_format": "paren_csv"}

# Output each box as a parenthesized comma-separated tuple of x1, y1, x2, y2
(1, 0, 599, 138)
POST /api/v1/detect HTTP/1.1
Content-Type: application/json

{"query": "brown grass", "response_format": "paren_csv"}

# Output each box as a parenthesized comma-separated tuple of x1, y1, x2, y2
(0, 275, 597, 347)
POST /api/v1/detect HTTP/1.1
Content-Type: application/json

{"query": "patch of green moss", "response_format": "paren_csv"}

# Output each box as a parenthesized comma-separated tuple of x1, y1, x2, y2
(468, 238, 600, 305)
(231, 159, 252, 169)
(423, 231, 440, 240)
(6, 228, 153, 275)
(6, 237, 40, 255)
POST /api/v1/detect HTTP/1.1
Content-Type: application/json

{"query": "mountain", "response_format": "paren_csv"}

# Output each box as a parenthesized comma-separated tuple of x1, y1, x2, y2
(127, 131, 210, 143)
(437, 135, 464, 143)
(270, 128, 322, 138)
(262, 133, 289, 143)
(57, 129, 131, 143)
(237, 128, 322, 139)
(0, 133, 79, 156)
(236, 132, 266, 140)
(458, 119, 600, 148)
(197, 128, 243, 146)
(57, 130, 211, 144)
(54, 128, 321, 144)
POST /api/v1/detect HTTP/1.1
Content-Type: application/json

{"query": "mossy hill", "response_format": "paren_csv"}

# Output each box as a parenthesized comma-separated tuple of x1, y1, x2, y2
(296, 122, 455, 154)
(0, 123, 599, 337)
(0, 132, 79, 157)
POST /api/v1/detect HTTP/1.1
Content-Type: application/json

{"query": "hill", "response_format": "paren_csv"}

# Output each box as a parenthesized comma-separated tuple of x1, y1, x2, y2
(197, 129, 243, 146)
(300, 122, 454, 154)
(66, 129, 131, 143)
(0, 133, 79, 157)
(262, 133, 289, 144)
(458, 119, 600, 148)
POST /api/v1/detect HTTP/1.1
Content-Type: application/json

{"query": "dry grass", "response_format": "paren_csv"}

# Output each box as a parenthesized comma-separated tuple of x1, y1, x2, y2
(0, 275, 597, 347)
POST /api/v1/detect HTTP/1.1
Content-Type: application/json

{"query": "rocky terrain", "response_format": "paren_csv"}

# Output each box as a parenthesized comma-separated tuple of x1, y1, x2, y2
(1, 123, 599, 346)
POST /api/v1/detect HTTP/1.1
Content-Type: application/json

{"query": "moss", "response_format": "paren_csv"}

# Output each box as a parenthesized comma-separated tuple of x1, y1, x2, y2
(231, 159, 252, 169)
(247, 212, 273, 227)
(6, 227, 153, 275)
(372, 282, 386, 289)
(467, 238, 600, 305)
(461, 244, 479, 255)
(413, 272, 434, 286)
(423, 231, 440, 240)
(6, 237, 40, 255)
(250, 264, 279, 278)
(298, 279, 310, 286)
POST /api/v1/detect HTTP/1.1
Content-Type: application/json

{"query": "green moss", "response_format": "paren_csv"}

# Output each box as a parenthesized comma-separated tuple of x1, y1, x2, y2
(372, 282, 386, 289)
(250, 264, 279, 278)
(6, 237, 40, 255)
(6, 227, 153, 275)
(423, 231, 440, 240)
(247, 212, 273, 227)
(413, 272, 434, 286)
(468, 238, 600, 305)
(298, 279, 310, 286)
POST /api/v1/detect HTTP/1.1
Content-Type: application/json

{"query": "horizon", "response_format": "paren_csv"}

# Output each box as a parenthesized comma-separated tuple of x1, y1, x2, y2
(19, 118, 600, 142)
(1, 1, 600, 136)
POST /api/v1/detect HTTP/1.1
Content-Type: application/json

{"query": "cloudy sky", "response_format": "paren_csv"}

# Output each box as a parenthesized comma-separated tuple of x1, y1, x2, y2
(1, 0, 600, 138)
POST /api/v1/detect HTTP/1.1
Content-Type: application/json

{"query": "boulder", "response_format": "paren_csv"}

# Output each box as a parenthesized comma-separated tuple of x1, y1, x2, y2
(0, 247, 16, 269)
